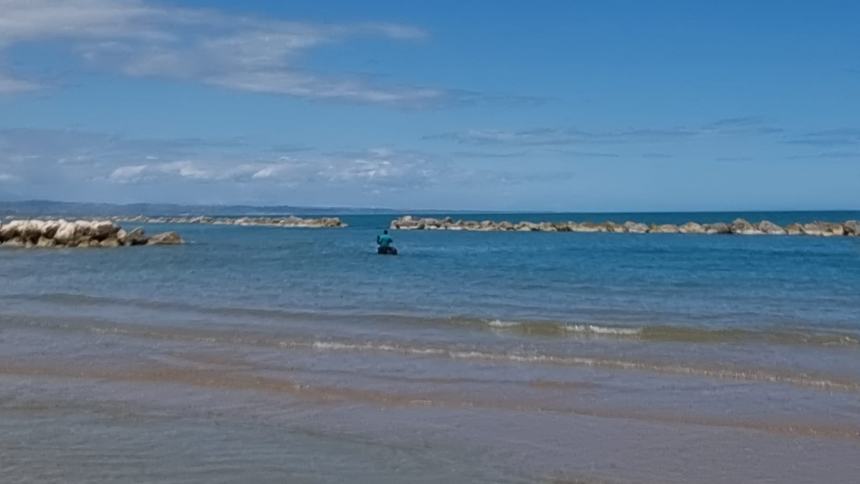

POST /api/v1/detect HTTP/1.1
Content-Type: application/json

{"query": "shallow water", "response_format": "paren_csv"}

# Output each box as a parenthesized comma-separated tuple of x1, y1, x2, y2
(1, 211, 859, 483)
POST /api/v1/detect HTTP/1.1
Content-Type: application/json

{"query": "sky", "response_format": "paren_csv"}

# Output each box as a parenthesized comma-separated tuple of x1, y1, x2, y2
(0, 0, 858, 211)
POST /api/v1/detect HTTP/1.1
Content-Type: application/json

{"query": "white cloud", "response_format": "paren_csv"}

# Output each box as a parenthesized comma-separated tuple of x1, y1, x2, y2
(428, 118, 784, 146)
(1, 128, 563, 202)
(0, 128, 245, 169)
(103, 148, 437, 188)
(108, 160, 213, 183)
(0, 0, 439, 105)
(108, 164, 148, 182)
(206, 72, 442, 104)
(0, 0, 165, 41)
(249, 163, 293, 180)
(0, 73, 40, 93)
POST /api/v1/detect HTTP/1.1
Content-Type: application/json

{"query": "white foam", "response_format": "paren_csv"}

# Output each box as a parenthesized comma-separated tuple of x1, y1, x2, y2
(298, 339, 859, 392)
(487, 319, 521, 328)
(311, 341, 445, 356)
(563, 324, 642, 336)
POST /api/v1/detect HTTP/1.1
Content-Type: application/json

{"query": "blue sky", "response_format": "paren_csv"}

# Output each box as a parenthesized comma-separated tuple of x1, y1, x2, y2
(0, 0, 858, 211)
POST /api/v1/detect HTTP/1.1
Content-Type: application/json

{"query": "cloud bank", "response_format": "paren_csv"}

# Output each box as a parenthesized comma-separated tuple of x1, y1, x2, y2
(0, 0, 441, 105)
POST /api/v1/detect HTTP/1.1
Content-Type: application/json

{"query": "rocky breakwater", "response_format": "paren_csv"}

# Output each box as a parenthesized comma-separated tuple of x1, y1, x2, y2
(112, 215, 345, 228)
(390, 216, 860, 237)
(0, 219, 184, 248)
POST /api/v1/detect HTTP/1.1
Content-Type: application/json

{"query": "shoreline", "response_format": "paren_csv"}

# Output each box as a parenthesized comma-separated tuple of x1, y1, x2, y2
(2, 308, 859, 483)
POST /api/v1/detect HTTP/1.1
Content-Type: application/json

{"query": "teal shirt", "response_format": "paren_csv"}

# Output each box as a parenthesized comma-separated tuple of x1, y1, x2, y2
(377, 234, 393, 247)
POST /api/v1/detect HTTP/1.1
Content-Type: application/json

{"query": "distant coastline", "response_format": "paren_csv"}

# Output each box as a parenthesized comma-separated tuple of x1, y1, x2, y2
(1, 200, 859, 218)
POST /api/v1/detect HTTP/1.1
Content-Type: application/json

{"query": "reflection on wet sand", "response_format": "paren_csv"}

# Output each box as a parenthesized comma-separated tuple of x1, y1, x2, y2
(2, 351, 858, 441)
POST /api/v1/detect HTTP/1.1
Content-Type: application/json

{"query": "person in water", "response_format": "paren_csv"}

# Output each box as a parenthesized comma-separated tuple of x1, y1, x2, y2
(376, 229, 396, 254)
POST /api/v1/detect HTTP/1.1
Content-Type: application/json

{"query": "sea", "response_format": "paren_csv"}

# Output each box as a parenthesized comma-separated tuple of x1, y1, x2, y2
(1, 210, 859, 483)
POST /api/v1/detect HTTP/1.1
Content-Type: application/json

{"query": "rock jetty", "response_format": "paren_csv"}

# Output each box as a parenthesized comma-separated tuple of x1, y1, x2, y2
(110, 215, 345, 228)
(390, 216, 860, 237)
(0, 219, 184, 248)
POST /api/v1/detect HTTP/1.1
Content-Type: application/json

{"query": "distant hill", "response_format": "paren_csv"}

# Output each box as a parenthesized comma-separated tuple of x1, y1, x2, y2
(0, 200, 409, 217)
(6, 200, 853, 220)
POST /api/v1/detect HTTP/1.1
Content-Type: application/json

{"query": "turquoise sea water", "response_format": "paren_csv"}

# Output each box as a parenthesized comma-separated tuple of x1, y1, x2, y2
(4, 211, 859, 335)
(2, 211, 859, 483)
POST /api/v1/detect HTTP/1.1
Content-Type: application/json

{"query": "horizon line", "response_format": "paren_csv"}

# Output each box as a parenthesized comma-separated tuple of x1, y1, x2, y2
(1, 199, 859, 215)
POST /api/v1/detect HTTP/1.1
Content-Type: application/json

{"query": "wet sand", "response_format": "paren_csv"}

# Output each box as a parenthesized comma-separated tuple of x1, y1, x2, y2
(2, 314, 859, 483)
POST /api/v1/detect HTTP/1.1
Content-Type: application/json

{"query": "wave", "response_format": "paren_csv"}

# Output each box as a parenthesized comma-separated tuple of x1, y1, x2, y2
(482, 318, 858, 346)
(3, 311, 857, 393)
(297, 339, 860, 392)
(565, 324, 642, 336)
(4, 292, 859, 348)
(487, 319, 642, 336)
